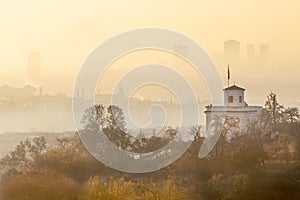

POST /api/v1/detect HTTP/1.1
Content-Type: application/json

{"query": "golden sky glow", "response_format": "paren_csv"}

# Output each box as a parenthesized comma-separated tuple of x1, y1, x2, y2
(0, 0, 300, 105)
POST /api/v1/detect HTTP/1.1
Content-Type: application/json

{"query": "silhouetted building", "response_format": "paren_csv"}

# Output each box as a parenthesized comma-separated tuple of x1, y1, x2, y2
(224, 39, 240, 68)
(27, 52, 41, 86)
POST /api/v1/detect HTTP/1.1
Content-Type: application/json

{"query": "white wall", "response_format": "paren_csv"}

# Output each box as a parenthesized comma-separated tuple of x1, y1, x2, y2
(224, 90, 245, 106)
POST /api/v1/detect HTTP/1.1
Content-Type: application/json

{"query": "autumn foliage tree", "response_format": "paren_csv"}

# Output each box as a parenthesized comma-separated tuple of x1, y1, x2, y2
(265, 92, 284, 125)
(0, 136, 46, 176)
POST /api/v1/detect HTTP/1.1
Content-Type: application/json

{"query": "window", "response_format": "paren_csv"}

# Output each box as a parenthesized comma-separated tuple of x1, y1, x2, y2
(239, 96, 243, 103)
(228, 96, 233, 103)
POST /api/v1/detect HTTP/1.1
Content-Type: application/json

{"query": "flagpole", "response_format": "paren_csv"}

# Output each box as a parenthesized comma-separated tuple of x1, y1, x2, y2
(227, 64, 230, 88)
(228, 76, 229, 88)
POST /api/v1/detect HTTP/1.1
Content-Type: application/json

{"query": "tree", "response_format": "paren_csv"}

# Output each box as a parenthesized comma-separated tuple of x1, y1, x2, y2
(80, 104, 132, 151)
(35, 134, 106, 182)
(207, 115, 225, 159)
(189, 125, 202, 141)
(275, 134, 294, 165)
(265, 92, 284, 125)
(1, 171, 81, 200)
(0, 137, 47, 173)
(230, 135, 265, 172)
(140, 178, 189, 200)
(81, 177, 136, 200)
(106, 105, 126, 131)
(81, 177, 190, 200)
(80, 104, 105, 132)
(56, 134, 81, 151)
(284, 107, 300, 123)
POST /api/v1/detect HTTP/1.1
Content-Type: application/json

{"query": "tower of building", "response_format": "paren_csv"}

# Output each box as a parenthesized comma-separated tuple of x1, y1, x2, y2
(205, 83, 262, 137)
(223, 84, 246, 107)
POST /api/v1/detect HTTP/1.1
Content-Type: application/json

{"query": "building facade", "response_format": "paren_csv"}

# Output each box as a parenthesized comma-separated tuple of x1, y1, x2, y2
(205, 84, 262, 137)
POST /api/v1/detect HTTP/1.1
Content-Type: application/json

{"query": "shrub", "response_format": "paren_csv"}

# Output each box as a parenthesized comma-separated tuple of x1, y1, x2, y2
(1, 171, 81, 200)
(80, 177, 136, 200)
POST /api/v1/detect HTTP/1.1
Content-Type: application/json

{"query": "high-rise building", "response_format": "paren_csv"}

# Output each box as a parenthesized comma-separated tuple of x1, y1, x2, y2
(27, 52, 41, 86)
(224, 39, 240, 68)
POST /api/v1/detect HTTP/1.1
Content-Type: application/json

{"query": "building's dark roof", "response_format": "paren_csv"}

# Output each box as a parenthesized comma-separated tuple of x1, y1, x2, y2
(223, 85, 245, 91)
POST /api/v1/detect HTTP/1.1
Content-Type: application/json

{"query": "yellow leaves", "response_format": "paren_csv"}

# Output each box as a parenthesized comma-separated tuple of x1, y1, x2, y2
(1, 171, 81, 200)
(141, 178, 188, 200)
(81, 177, 189, 200)
(81, 177, 136, 200)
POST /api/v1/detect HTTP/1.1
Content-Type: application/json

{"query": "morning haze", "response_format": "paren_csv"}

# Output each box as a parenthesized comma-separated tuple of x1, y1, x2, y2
(1, 2, 300, 199)
(0, 0, 299, 106)
(0, 0, 298, 134)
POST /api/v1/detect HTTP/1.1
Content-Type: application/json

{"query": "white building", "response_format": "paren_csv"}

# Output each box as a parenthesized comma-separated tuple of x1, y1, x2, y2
(204, 84, 262, 136)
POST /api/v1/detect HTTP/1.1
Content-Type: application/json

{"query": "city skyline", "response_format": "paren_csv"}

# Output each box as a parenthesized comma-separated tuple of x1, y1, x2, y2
(0, 2, 299, 199)
(0, 1, 299, 74)
(1, 37, 299, 109)
(1, 0, 300, 130)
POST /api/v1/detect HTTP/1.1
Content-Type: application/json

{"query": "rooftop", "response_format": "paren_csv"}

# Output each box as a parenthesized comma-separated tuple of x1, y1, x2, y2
(223, 84, 245, 91)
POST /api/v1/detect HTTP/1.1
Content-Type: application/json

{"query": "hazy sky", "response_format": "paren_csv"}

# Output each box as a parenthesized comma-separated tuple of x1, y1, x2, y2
(0, 0, 300, 105)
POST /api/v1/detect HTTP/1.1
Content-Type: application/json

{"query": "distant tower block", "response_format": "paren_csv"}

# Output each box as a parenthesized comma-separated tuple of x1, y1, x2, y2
(224, 39, 240, 68)
(259, 44, 269, 67)
(27, 52, 41, 86)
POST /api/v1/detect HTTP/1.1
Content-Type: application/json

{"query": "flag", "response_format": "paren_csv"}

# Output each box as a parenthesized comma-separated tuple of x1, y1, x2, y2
(227, 64, 230, 80)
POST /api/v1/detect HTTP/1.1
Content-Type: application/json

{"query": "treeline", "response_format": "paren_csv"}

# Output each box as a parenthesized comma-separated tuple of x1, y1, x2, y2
(80, 104, 178, 152)
(0, 133, 192, 199)
(0, 92, 300, 199)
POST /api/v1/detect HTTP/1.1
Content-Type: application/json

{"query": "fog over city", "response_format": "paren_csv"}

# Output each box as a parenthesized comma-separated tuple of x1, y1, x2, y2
(0, 1, 300, 199)
(0, 0, 300, 105)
